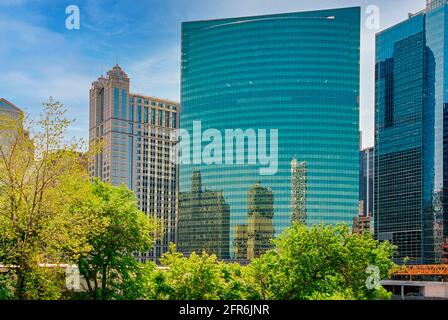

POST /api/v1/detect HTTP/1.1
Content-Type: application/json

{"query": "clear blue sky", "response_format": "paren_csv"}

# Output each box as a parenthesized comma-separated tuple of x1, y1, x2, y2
(0, 0, 426, 148)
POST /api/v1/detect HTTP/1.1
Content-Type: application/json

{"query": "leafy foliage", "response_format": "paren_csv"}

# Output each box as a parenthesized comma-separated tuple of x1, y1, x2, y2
(248, 223, 396, 300)
(0, 98, 103, 299)
(0, 99, 397, 301)
(76, 179, 156, 300)
(0, 273, 15, 300)
(141, 223, 395, 301)
(147, 245, 258, 300)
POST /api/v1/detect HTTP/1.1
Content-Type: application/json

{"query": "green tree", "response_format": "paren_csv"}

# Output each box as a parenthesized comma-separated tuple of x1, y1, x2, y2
(76, 179, 156, 300)
(0, 98, 103, 299)
(0, 273, 15, 300)
(148, 245, 257, 300)
(247, 223, 396, 300)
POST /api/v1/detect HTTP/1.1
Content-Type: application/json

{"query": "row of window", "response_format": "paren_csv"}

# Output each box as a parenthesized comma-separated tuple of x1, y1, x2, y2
(134, 105, 177, 128)
(129, 96, 178, 111)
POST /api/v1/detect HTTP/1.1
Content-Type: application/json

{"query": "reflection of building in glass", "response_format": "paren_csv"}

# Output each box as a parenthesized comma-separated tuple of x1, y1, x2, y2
(178, 171, 230, 259)
(375, 0, 448, 264)
(233, 224, 248, 260)
(247, 183, 275, 259)
(233, 183, 275, 260)
(89, 65, 180, 262)
(290, 158, 307, 224)
(180, 8, 361, 260)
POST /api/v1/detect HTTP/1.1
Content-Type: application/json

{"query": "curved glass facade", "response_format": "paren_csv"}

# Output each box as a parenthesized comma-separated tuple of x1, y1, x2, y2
(179, 7, 360, 259)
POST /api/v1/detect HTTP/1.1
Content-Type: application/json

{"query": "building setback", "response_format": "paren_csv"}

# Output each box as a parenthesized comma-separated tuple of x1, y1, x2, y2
(89, 65, 180, 262)
(180, 7, 360, 260)
(375, 0, 448, 264)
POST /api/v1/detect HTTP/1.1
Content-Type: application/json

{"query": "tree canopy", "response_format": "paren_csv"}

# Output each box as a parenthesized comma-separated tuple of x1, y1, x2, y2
(248, 223, 396, 300)
(0, 98, 103, 299)
(76, 179, 156, 300)
(0, 98, 397, 301)
(135, 224, 396, 301)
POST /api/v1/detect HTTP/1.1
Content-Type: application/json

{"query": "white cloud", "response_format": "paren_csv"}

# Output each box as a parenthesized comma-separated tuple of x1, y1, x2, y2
(126, 46, 181, 102)
(0, 16, 64, 56)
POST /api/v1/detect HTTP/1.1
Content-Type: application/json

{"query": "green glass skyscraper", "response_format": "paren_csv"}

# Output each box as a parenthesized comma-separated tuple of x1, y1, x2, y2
(179, 7, 361, 259)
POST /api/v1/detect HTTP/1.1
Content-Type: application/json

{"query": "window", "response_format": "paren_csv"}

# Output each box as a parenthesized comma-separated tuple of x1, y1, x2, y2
(137, 106, 142, 122)
(151, 109, 156, 125)
(172, 113, 177, 128)
(144, 107, 149, 124)
(121, 89, 127, 120)
(129, 105, 134, 122)
(113, 88, 119, 117)
(158, 110, 163, 126)
(165, 111, 170, 127)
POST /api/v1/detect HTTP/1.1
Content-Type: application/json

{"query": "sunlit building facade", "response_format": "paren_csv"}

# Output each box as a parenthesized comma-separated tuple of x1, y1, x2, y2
(89, 65, 180, 262)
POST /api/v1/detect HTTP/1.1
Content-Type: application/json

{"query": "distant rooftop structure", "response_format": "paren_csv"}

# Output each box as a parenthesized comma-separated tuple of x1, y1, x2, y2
(426, 0, 448, 11)
(408, 0, 448, 18)
(91, 64, 178, 105)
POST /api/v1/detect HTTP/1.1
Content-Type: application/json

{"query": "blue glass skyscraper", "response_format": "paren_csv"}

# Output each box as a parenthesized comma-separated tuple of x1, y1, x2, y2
(375, 0, 448, 264)
(179, 7, 361, 259)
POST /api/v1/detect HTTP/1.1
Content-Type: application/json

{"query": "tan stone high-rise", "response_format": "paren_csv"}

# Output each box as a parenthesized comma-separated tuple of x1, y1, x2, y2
(89, 65, 180, 262)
